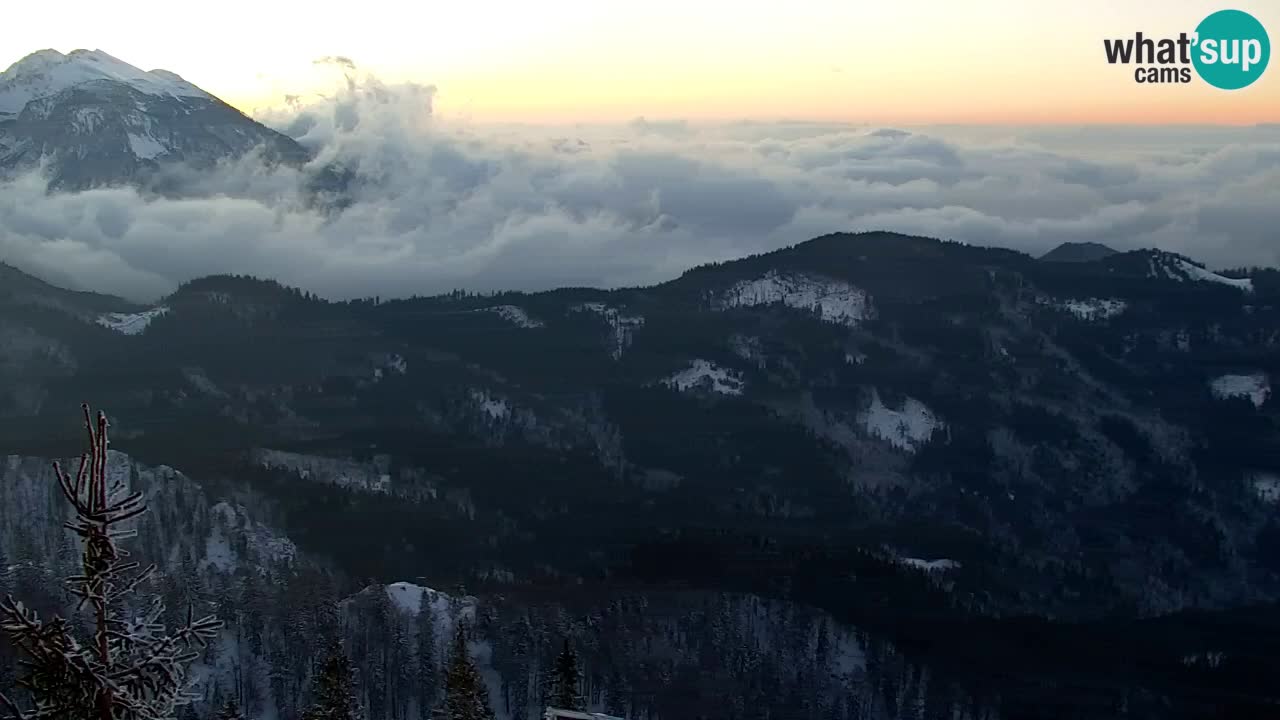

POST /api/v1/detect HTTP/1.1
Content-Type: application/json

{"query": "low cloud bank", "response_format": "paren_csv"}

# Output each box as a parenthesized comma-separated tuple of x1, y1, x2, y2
(2, 68, 1277, 302)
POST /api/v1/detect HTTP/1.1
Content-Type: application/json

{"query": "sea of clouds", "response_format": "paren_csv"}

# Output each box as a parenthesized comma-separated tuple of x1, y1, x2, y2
(1, 64, 1278, 302)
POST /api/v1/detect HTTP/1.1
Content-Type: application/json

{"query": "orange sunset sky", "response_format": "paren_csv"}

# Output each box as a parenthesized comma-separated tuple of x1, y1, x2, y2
(1, 0, 1277, 124)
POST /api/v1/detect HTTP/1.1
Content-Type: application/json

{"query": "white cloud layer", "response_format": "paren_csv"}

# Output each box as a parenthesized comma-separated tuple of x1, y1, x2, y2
(2, 69, 1279, 302)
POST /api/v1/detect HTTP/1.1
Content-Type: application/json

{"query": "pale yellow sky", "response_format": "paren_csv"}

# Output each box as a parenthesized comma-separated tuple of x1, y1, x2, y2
(1, 0, 1276, 124)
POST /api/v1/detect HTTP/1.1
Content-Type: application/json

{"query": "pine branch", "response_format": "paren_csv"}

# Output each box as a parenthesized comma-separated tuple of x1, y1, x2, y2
(2, 404, 224, 720)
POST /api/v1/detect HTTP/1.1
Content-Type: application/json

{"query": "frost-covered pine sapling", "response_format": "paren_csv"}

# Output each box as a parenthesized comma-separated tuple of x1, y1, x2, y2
(0, 404, 223, 720)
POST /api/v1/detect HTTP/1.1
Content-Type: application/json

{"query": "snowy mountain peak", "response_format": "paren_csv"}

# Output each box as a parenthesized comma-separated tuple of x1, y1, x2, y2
(2, 49, 66, 74)
(0, 47, 306, 190)
(0, 48, 209, 117)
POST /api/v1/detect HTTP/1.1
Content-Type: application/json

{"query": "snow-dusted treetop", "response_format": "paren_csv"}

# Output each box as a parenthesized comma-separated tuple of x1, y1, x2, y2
(0, 48, 210, 116)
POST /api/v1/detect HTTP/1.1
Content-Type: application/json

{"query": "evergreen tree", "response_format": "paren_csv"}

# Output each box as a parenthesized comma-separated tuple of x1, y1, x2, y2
(439, 624, 494, 720)
(216, 698, 247, 720)
(0, 405, 222, 720)
(389, 622, 413, 720)
(303, 640, 362, 720)
(415, 591, 438, 720)
(548, 640, 585, 711)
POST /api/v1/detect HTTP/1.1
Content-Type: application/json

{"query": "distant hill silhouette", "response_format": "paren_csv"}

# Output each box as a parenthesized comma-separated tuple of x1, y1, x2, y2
(1039, 242, 1118, 263)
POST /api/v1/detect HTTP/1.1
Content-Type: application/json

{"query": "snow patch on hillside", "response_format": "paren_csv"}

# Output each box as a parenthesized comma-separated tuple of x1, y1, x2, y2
(717, 270, 872, 327)
(663, 359, 745, 395)
(900, 558, 961, 573)
(1148, 252, 1253, 292)
(480, 304, 544, 328)
(860, 390, 944, 451)
(373, 353, 408, 380)
(571, 302, 644, 359)
(1171, 259, 1252, 291)
(204, 532, 235, 573)
(386, 581, 454, 618)
(1209, 373, 1270, 408)
(1050, 297, 1127, 321)
(127, 131, 167, 159)
(470, 389, 511, 421)
(253, 449, 392, 493)
(1253, 473, 1280, 503)
(96, 306, 168, 335)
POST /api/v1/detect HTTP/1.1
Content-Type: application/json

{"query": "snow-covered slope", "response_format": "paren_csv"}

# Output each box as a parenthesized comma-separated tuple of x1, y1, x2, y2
(1209, 373, 1270, 408)
(349, 580, 476, 647)
(717, 270, 872, 326)
(860, 390, 944, 452)
(663, 359, 745, 395)
(96, 306, 168, 334)
(0, 450, 295, 580)
(479, 305, 544, 328)
(1146, 251, 1252, 292)
(0, 49, 209, 117)
(203, 500, 298, 572)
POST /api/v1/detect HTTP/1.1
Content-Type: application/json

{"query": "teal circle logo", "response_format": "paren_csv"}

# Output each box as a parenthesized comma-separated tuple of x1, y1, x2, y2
(1192, 9, 1270, 89)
